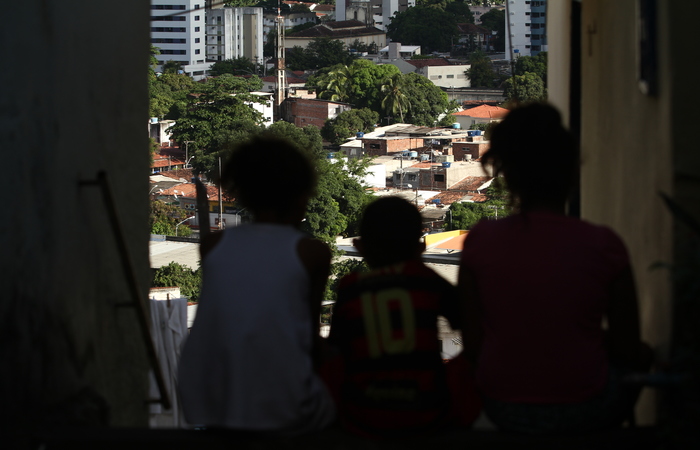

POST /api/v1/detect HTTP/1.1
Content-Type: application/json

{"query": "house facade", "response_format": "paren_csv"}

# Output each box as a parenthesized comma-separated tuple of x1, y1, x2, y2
(280, 98, 351, 128)
(285, 20, 386, 50)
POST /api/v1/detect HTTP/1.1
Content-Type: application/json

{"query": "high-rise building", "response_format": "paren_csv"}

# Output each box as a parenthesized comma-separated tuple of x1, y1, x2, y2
(206, 7, 264, 67)
(150, 1, 210, 79)
(505, 0, 547, 59)
(336, 0, 415, 32)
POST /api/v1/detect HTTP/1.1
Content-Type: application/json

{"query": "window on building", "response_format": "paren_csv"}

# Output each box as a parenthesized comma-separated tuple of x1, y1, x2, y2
(525, 34, 531, 38)
(525, 45, 531, 49)
(526, 23, 531, 27)
(151, 5, 186, 10)
(526, 12, 531, 15)
(195, 49, 200, 54)
(369, 144, 381, 149)
(160, 49, 187, 55)
(195, 38, 200, 43)
(195, 27, 200, 32)
(446, 74, 454, 79)
(434, 174, 445, 183)
(406, 173, 417, 182)
(151, 16, 186, 21)
(151, 27, 187, 32)
(195, 16, 200, 21)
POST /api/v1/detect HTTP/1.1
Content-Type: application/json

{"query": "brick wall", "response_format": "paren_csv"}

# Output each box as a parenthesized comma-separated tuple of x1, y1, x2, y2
(453, 141, 490, 161)
(362, 137, 425, 156)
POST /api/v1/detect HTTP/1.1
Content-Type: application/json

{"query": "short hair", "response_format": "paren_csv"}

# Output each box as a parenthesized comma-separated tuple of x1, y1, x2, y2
(482, 103, 577, 208)
(220, 136, 316, 213)
(359, 197, 423, 262)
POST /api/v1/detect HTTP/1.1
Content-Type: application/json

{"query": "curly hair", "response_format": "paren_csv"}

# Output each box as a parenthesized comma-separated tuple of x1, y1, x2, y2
(481, 103, 577, 210)
(220, 136, 317, 214)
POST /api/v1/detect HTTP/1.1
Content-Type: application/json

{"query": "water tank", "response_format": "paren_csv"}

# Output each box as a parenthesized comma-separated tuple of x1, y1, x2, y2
(356, 132, 364, 138)
(467, 130, 476, 136)
(452, 123, 461, 129)
(409, 151, 418, 158)
(475, 130, 483, 136)
(442, 162, 451, 168)
(327, 152, 335, 159)
(150, 117, 159, 123)
(420, 154, 429, 161)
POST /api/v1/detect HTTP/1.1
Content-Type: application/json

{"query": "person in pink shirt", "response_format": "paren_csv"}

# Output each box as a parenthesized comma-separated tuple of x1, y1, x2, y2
(458, 103, 651, 434)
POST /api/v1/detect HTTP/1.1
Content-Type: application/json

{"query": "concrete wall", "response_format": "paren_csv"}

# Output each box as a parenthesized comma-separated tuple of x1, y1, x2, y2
(548, 0, 700, 425)
(1, 0, 151, 432)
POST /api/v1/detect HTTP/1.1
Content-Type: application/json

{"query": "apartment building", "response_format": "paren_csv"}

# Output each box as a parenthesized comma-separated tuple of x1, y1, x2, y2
(336, 0, 415, 31)
(151, 0, 210, 79)
(206, 7, 264, 66)
(505, 0, 547, 59)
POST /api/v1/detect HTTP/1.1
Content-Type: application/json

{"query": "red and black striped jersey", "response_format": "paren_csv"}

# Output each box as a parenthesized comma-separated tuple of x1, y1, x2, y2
(328, 259, 460, 439)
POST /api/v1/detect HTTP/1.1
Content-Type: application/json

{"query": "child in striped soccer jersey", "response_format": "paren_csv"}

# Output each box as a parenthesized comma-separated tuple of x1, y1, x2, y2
(327, 197, 480, 439)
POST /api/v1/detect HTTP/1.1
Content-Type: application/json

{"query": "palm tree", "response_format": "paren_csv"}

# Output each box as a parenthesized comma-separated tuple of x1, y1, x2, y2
(319, 65, 353, 103)
(381, 74, 410, 123)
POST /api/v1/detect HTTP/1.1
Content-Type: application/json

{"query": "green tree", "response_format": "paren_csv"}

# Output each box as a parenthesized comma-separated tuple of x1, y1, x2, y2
(209, 57, 257, 76)
(317, 65, 354, 102)
(480, 8, 505, 52)
(465, 49, 498, 88)
(503, 71, 546, 104)
(161, 60, 183, 74)
(444, 178, 511, 230)
(290, 3, 310, 12)
(401, 73, 457, 126)
(286, 37, 357, 71)
(381, 73, 410, 123)
(446, 0, 475, 23)
(321, 108, 379, 145)
(167, 74, 266, 176)
(152, 262, 203, 301)
(514, 51, 548, 84)
(386, 6, 459, 53)
(310, 60, 401, 112)
(150, 199, 191, 236)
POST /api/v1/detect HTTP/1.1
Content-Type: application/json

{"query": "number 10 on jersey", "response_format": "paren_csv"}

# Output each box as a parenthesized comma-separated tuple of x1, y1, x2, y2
(360, 288, 416, 358)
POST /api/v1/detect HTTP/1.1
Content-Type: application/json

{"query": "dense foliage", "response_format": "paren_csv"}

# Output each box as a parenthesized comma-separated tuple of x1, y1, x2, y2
(286, 38, 358, 71)
(465, 50, 500, 88)
(209, 57, 258, 77)
(321, 108, 379, 145)
(479, 8, 506, 52)
(152, 262, 202, 301)
(150, 199, 192, 237)
(386, 6, 460, 53)
(445, 179, 511, 230)
(503, 72, 547, 104)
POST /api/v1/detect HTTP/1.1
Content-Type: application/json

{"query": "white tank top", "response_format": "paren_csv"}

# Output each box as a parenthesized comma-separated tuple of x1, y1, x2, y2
(178, 223, 334, 432)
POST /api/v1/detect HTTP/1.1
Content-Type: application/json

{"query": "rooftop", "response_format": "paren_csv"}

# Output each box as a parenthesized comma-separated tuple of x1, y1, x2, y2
(454, 104, 509, 119)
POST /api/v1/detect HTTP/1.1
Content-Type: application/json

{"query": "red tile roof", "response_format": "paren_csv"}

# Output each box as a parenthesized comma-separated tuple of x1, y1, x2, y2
(453, 104, 509, 119)
(158, 182, 234, 202)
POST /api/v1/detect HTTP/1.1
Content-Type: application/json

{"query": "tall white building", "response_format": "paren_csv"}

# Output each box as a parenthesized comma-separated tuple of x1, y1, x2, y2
(151, 1, 210, 79)
(336, 0, 415, 31)
(206, 7, 264, 67)
(505, 0, 547, 60)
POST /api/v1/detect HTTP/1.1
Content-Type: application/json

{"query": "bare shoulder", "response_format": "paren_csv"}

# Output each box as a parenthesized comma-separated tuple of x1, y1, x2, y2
(296, 237, 332, 273)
